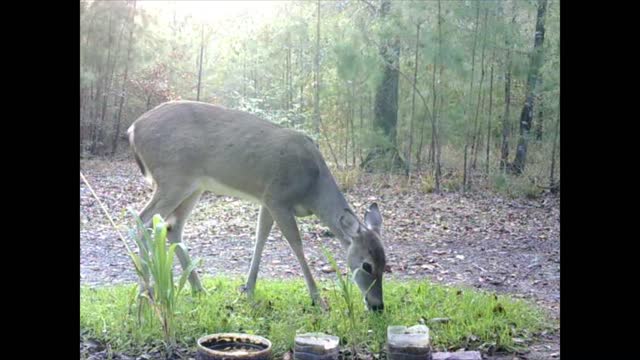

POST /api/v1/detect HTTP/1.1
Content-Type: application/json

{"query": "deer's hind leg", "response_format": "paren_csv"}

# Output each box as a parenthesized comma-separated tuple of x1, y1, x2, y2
(137, 181, 204, 292)
(165, 189, 205, 293)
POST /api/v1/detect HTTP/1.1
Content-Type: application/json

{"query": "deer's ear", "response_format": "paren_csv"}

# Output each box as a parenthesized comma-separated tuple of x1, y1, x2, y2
(339, 210, 361, 238)
(364, 203, 383, 235)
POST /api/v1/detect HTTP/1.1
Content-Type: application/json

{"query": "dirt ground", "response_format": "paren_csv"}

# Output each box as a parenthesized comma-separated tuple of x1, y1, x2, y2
(80, 159, 559, 359)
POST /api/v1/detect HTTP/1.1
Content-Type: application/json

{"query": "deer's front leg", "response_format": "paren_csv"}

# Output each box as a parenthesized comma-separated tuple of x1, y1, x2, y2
(244, 206, 274, 297)
(268, 205, 325, 309)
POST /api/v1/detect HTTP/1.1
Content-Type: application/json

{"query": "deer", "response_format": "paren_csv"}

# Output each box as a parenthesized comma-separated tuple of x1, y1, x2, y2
(127, 100, 387, 311)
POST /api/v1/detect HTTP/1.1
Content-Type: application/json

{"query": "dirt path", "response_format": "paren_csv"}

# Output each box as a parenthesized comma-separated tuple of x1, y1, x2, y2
(80, 159, 559, 359)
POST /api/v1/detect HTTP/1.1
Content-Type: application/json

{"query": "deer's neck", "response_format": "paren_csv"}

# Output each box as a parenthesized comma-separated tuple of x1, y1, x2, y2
(309, 174, 353, 249)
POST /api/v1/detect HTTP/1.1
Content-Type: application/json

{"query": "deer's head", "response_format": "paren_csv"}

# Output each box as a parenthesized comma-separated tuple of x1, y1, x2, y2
(340, 203, 386, 312)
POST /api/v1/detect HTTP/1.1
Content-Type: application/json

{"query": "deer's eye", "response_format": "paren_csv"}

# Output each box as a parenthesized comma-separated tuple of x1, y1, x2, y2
(362, 262, 373, 274)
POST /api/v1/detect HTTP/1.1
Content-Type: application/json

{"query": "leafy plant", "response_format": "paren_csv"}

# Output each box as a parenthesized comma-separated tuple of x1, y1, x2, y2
(129, 213, 199, 350)
(322, 248, 372, 356)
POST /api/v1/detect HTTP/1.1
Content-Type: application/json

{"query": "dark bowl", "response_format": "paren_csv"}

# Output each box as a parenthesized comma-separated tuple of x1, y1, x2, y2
(196, 333, 272, 360)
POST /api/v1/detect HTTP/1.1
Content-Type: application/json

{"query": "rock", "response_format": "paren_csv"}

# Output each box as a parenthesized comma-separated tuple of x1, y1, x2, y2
(321, 265, 335, 273)
(428, 317, 451, 324)
(432, 351, 482, 360)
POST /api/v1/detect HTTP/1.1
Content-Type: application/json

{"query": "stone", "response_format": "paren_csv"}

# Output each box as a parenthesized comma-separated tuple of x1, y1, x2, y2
(432, 351, 482, 360)
(321, 265, 335, 273)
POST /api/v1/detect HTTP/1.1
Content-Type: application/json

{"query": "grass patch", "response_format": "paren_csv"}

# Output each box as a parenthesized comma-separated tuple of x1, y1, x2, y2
(81, 277, 550, 357)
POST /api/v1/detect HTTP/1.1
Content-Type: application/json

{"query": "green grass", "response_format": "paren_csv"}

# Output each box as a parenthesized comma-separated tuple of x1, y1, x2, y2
(81, 277, 550, 357)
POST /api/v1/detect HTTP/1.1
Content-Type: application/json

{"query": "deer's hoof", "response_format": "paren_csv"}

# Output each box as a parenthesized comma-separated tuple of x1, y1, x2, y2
(312, 297, 330, 312)
(191, 285, 207, 295)
(238, 284, 254, 297)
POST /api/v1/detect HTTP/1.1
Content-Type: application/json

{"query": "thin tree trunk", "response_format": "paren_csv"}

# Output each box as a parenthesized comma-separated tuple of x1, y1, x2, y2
(472, 78, 486, 171)
(196, 24, 205, 101)
(485, 52, 495, 175)
(351, 82, 356, 167)
(434, 0, 444, 194)
(406, 21, 422, 178)
(512, 0, 547, 174)
(243, 45, 247, 99)
(254, 55, 258, 98)
(95, 11, 115, 155)
(359, 94, 364, 164)
(549, 108, 559, 189)
(471, 9, 489, 172)
(298, 25, 304, 114)
(500, 0, 516, 171)
(429, 13, 440, 168)
(88, 81, 96, 153)
(320, 121, 340, 169)
(288, 31, 292, 110)
(416, 103, 426, 169)
(535, 76, 544, 140)
(344, 99, 349, 168)
(463, 2, 481, 192)
(112, 0, 136, 156)
(313, 0, 321, 133)
(429, 37, 438, 167)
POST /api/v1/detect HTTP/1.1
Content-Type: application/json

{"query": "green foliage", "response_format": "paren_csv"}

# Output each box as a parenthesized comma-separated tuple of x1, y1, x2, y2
(80, 0, 559, 196)
(129, 213, 200, 348)
(81, 277, 551, 357)
(322, 248, 365, 352)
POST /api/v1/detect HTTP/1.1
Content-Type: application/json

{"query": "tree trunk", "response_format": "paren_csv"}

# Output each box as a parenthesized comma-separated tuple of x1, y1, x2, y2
(344, 98, 349, 167)
(416, 94, 426, 169)
(364, 0, 404, 172)
(485, 51, 495, 175)
(359, 94, 364, 164)
(549, 108, 559, 190)
(243, 45, 247, 99)
(434, 0, 444, 193)
(406, 21, 421, 178)
(500, 0, 516, 171)
(512, 0, 547, 175)
(351, 82, 356, 167)
(100, 9, 128, 155)
(535, 76, 544, 140)
(429, 31, 439, 168)
(471, 9, 489, 172)
(373, 10, 400, 146)
(287, 31, 292, 110)
(111, 0, 136, 156)
(88, 81, 96, 154)
(463, 2, 480, 192)
(196, 24, 205, 101)
(313, 0, 321, 133)
(94, 11, 116, 155)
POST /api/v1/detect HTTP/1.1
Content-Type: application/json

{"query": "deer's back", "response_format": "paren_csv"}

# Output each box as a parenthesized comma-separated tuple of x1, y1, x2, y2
(130, 101, 324, 205)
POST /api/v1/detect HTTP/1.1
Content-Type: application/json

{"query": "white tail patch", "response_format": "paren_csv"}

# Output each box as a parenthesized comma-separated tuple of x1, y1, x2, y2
(128, 124, 154, 186)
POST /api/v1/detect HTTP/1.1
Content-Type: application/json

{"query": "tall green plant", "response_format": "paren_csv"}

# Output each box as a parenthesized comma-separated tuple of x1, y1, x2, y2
(129, 213, 199, 349)
(322, 248, 376, 356)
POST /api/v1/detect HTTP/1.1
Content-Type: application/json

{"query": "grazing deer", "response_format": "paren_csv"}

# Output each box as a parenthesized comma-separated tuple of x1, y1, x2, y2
(128, 100, 386, 311)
